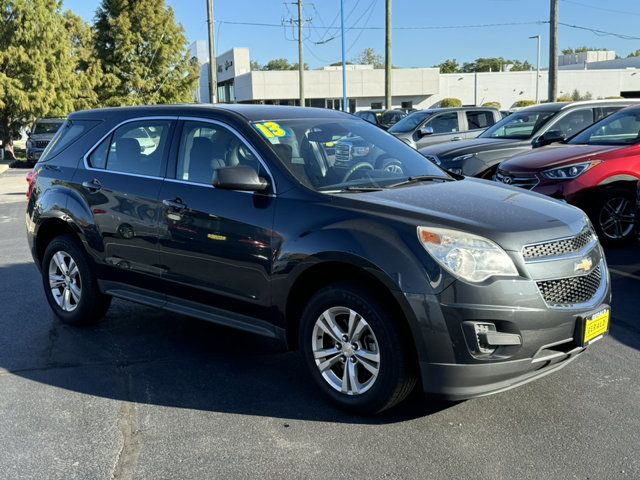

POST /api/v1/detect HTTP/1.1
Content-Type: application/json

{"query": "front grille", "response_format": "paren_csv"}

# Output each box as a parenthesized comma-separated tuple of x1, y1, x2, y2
(34, 140, 50, 149)
(495, 170, 539, 190)
(335, 143, 351, 164)
(523, 228, 596, 260)
(537, 266, 602, 307)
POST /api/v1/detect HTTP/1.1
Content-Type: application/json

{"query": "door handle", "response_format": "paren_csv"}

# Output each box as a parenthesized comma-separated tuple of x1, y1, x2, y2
(162, 198, 187, 211)
(452, 136, 463, 141)
(82, 179, 102, 192)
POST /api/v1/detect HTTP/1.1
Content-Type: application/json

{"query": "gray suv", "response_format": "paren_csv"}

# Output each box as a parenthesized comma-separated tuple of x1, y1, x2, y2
(388, 107, 501, 149)
(26, 118, 65, 165)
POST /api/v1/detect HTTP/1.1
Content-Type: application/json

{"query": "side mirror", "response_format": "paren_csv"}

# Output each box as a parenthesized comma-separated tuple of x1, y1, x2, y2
(537, 130, 565, 147)
(213, 166, 269, 192)
(419, 126, 434, 137)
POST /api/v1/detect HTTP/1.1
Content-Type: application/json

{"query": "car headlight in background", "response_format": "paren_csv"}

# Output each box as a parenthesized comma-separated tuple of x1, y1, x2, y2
(417, 227, 518, 283)
(541, 161, 598, 180)
(352, 146, 370, 157)
(451, 153, 476, 163)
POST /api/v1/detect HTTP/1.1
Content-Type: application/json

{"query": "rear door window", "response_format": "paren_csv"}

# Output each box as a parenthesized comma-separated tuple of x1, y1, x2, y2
(87, 120, 173, 177)
(466, 110, 496, 131)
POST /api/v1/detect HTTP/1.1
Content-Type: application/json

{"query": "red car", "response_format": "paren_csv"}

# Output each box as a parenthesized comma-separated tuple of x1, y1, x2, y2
(496, 105, 640, 245)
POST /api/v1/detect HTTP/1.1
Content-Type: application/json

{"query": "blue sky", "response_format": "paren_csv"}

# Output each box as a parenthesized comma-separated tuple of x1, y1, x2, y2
(63, 0, 640, 68)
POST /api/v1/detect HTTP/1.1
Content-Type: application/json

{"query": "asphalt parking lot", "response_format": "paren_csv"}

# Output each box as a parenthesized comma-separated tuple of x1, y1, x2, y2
(1, 167, 639, 480)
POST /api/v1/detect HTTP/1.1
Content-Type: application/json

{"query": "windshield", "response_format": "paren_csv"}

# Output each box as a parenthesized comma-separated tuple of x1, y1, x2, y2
(569, 109, 640, 146)
(33, 121, 63, 135)
(388, 111, 433, 133)
(253, 118, 451, 192)
(480, 110, 556, 140)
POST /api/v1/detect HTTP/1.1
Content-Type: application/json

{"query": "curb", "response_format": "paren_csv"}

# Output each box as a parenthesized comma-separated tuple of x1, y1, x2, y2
(0, 162, 10, 175)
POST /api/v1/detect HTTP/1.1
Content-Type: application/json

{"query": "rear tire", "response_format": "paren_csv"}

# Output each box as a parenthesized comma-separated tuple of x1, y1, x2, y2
(586, 188, 638, 246)
(299, 282, 417, 414)
(41, 235, 111, 325)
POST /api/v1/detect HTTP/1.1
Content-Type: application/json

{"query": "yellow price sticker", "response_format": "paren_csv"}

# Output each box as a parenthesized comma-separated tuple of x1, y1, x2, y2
(254, 121, 289, 138)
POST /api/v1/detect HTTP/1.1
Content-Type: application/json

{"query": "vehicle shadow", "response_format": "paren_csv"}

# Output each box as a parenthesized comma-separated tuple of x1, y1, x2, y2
(0, 263, 454, 424)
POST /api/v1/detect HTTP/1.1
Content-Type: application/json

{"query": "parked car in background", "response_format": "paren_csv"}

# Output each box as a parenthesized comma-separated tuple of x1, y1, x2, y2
(354, 109, 408, 130)
(26, 104, 611, 414)
(496, 105, 640, 245)
(388, 107, 501, 149)
(26, 118, 65, 165)
(418, 100, 639, 178)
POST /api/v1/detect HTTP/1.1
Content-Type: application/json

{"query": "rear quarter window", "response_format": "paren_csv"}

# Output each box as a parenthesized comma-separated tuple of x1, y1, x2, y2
(39, 119, 101, 162)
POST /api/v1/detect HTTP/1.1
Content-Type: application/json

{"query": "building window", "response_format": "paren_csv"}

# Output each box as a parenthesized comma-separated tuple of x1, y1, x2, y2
(371, 102, 382, 109)
(401, 101, 413, 110)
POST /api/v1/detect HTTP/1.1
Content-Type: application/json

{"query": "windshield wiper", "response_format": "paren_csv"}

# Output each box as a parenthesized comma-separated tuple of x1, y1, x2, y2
(343, 186, 384, 192)
(387, 175, 455, 188)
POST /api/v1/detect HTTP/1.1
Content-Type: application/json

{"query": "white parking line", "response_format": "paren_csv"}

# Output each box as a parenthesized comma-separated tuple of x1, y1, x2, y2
(609, 268, 640, 282)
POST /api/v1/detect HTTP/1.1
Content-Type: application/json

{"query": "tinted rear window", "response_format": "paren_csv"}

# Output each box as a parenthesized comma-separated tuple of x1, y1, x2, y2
(39, 119, 101, 162)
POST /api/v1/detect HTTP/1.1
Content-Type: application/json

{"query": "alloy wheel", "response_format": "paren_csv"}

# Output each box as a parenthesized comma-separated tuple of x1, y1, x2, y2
(599, 197, 636, 240)
(311, 306, 381, 395)
(48, 251, 82, 312)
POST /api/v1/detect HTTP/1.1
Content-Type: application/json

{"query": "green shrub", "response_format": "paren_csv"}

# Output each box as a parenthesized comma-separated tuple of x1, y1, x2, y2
(605, 96, 623, 99)
(439, 97, 462, 107)
(556, 96, 572, 102)
(512, 99, 536, 108)
(482, 101, 501, 109)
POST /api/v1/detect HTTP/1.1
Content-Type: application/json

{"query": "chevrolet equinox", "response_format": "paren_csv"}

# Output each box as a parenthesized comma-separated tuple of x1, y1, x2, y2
(26, 105, 611, 414)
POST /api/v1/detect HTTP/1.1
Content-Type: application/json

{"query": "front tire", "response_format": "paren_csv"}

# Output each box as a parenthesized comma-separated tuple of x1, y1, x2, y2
(42, 235, 111, 325)
(299, 283, 417, 414)
(586, 188, 638, 246)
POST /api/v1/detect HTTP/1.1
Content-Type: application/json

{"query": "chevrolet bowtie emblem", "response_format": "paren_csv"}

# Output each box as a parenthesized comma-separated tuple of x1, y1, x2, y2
(575, 257, 593, 273)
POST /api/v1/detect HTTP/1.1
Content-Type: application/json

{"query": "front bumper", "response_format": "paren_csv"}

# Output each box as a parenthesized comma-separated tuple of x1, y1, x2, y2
(403, 237, 611, 400)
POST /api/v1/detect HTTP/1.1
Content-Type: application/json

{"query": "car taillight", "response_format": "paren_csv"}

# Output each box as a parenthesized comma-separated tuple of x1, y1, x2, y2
(26, 169, 38, 199)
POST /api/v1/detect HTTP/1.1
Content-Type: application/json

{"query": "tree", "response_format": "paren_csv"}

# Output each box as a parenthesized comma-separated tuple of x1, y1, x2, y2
(0, 0, 78, 159)
(260, 58, 308, 71)
(63, 11, 103, 111)
(562, 46, 609, 54)
(508, 60, 533, 72)
(435, 59, 460, 73)
(250, 60, 262, 71)
(94, 0, 199, 106)
(439, 98, 462, 107)
(627, 49, 640, 58)
(462, 57, 506, 73)
(352, 48, 384, 68)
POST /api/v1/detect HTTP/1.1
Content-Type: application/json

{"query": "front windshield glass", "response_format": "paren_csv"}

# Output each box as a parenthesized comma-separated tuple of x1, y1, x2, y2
(388, 111, 433, 133)
(569, 109, 640, 146)
(33, 121, 63, 135)
(480, 110, 556, 140)
(253, 118, 451, 192)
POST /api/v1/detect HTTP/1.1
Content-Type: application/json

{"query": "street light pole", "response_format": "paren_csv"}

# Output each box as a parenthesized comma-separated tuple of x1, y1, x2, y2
(340, 0, 348, 112)
(529, 35, 541, 103)
(297, 0, 305, 107)
(206, 0, 217, 103)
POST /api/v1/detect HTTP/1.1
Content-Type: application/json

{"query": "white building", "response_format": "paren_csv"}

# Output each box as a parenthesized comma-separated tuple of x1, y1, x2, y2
(190, 44, 640, 110)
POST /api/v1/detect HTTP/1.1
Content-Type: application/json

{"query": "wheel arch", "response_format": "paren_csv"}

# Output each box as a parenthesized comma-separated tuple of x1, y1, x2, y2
(34, 217, 84, 267)
(284, 260, 420, 362)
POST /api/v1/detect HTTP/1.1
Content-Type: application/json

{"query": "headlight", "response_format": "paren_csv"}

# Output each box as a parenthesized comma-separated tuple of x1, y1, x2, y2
(451, 153, 476, 162)
(541, 162, 594, 180)
(417, 227, 518, 283)
(352, 146, 370, 157)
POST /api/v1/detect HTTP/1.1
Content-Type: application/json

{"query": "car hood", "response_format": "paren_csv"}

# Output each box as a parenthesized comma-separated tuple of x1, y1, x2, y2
(340, 178, 587, 251)
(500, 144, 620, 173)
(418, 137, 526, 159)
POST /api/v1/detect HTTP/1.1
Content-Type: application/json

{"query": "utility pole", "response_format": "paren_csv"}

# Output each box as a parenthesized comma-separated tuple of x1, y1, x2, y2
(530, 34, 541, 103)
(548, 0, 558, 102)
(206, 0, 217, 103)
(384, 0, 392, 109)
(340, 0, 347, 112)
(297, 0, 305, 107)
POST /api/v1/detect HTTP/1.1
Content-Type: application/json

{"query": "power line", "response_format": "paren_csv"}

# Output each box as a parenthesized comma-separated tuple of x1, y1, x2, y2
(558, 22, 640, 41)
(561, 0, 640, 17)
(217, 19, 547, 30)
